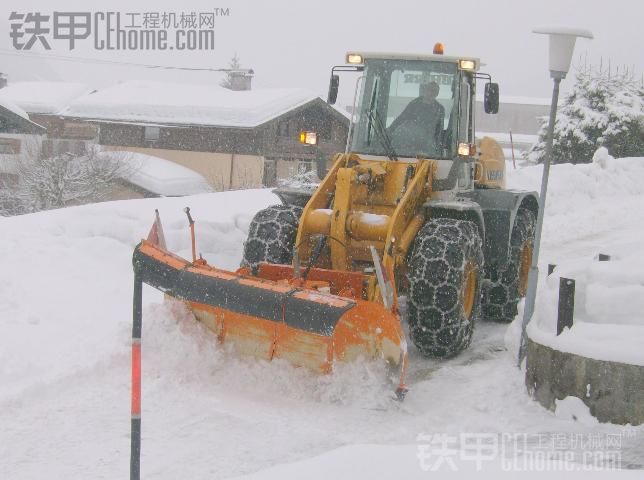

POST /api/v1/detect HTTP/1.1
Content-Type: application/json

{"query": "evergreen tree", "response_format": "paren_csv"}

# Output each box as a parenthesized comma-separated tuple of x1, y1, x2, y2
(528, 68, 644, 164)
(219, 53, 242, 90)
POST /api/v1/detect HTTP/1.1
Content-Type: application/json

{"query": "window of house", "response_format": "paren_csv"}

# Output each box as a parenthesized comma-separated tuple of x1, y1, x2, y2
(278, 121, 289, 137)
(296, 161, 313, 175)
(144, 126, 161, 142)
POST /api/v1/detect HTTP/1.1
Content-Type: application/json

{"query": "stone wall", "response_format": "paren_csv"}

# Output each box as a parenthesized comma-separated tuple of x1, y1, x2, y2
(525, 338, 644, 425)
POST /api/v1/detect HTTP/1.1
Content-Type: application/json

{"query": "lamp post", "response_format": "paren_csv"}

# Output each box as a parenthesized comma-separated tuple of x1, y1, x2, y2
(518, 26, 593, 365)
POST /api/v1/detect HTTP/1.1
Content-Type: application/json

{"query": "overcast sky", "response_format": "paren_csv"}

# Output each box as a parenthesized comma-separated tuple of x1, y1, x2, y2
(1, 0, 642, 103)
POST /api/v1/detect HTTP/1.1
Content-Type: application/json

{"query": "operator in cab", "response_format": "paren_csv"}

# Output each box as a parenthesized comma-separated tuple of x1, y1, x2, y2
(388, 81, 445, 156)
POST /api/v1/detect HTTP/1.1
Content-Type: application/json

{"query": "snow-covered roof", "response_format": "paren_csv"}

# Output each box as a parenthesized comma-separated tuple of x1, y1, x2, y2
(0, 82, 92, 114)
(64, 81, 321, 128)
(0, 96, 29, 120)
(532, 25, 594, 39)
(329, 103, 351, 120)
(99, 151, 213, 197)
(0, 96, 46, 134)
(476, 94, 551, 106)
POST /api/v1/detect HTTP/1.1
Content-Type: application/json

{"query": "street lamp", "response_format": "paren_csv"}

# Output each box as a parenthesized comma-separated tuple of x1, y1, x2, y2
(518, 26, 593, 364)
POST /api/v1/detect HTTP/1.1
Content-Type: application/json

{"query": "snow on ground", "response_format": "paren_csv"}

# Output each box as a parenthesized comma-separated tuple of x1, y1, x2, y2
(1, 159, 643, 479)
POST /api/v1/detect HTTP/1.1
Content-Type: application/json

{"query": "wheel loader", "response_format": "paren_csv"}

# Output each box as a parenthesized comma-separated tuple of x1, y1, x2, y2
(132, 45, 538, 396)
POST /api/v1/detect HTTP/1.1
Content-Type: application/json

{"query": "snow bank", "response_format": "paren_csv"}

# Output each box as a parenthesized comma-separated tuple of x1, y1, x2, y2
(234, 442, 628, 479)
(64, 81, 319, 127)
(509, 156, 644, 365)
(0, 81, 91, 114)
(0, 189, 276, 401)
(507, 156, 644, 249)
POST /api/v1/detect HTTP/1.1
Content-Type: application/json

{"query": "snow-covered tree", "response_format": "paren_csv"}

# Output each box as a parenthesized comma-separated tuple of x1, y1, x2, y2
(0, 145, 133, 215)
(528, 68, 644, 164)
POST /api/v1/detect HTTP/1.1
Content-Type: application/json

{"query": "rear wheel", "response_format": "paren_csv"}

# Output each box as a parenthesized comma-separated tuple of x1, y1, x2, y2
(241, 204, 302, 269)
(406, 218, 484, 358)
(481, 208, 536, 322)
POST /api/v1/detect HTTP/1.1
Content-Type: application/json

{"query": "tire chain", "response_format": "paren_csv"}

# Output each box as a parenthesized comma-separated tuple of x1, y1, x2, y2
(406, 218, 484, 358)
(241, 204, 303, 268)
(481, 209, 536, 322)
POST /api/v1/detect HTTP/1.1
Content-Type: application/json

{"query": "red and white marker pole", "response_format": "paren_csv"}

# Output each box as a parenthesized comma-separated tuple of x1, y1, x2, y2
(131, 274, 142, 480)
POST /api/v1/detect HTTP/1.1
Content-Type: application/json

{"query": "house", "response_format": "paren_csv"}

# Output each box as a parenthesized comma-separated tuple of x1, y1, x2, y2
(62, 81, 350, 190)
(475, 95, 550, 154)
(0, 81, 95, 157)
(0, 96, 46, 183)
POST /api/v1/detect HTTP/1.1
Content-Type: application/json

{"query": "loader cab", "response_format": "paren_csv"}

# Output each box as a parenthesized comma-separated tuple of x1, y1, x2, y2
(332, 52, 497, 192)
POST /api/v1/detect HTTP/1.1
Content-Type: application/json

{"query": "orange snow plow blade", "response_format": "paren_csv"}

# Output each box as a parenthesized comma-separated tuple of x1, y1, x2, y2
(132, 240, 408, 395)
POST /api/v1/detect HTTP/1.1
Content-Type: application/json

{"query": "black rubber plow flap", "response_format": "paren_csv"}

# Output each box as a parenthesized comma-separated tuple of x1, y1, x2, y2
(132, 241, 355, 336)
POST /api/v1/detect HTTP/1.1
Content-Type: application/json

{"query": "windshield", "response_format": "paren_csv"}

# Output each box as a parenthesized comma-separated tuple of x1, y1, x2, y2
(351, 58, 459, 159)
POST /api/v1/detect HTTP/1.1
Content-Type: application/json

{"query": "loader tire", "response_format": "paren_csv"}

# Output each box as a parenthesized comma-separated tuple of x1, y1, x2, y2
(481, 208, 536, 323)
(241, 204, 302, 269)
(406, 218, 484, 358)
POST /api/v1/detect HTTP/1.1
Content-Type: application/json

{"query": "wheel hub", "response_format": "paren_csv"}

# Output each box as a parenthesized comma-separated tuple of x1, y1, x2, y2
(463, 260, 477, 319)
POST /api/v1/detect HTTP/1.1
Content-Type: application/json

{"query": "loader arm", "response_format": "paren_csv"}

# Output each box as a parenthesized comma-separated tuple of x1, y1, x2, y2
(295, 153, 436, 302)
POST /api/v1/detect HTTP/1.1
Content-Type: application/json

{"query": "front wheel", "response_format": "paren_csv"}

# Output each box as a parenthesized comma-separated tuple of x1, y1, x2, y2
(241, 204, 302, 269)
(406, 218, 484, 358)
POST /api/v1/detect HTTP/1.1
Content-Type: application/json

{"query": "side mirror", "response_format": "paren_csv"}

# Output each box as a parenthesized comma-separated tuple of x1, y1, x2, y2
(327, 74, 339, 105)
(484, 83, 499, 114)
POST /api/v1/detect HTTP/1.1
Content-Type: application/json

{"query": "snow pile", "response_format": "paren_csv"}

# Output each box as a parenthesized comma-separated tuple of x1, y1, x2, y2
(0, 81, 91, 114)
(64, 81, 320, 127)
(555, 397, 599, 427)
(0, 189, 275, 401)
(510, 156, 644, 365)
(99, 151, 213, 196)
(592, 146, 614, 168)
(507, 156, 644, 249)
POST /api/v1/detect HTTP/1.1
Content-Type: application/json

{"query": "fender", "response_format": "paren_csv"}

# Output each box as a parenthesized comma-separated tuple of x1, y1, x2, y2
(458, 189, 538, 268)
(273, 186, 314, 207)
(423, 198, 486, 245)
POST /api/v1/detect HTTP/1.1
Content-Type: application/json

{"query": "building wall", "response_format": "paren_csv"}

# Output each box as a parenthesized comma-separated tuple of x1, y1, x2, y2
(475, 101, 548, 136)
(69, 98, 349, 189)
(29, 114, 98, 157)
(0, 133, 44, 174)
